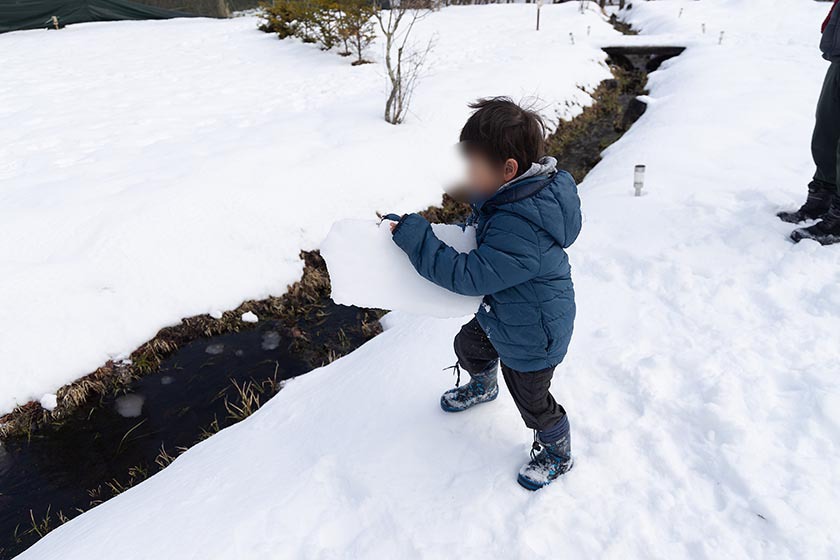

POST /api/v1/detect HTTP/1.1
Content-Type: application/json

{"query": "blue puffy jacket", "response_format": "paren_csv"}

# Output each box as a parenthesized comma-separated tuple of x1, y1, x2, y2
(392, 164, 582, 372)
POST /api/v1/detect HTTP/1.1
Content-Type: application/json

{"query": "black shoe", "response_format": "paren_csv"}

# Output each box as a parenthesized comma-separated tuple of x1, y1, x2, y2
(778, 182, 834, 224)
(791, 196, 840, 245)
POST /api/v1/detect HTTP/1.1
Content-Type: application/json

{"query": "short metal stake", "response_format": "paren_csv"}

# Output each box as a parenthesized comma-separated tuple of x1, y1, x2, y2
(634, 165, 646, 197)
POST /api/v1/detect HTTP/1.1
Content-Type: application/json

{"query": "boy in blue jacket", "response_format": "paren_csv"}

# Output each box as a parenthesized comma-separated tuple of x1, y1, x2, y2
(386, 98, 582, 490)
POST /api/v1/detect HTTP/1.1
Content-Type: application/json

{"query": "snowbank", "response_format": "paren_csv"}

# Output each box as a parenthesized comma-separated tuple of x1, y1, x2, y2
(11, 0, 840, 558)
(321, 219, 481, 317)
(0, 4, 613, 413)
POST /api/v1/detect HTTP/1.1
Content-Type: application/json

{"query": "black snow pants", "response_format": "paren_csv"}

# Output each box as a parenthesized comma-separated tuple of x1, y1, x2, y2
(453, 318, 567, 431)
(812, 60, 840, 196)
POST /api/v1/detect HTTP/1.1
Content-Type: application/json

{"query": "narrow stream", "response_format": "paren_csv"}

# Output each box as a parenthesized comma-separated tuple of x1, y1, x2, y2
(0, 280, 380, 559)
(0, 39, 684, 560)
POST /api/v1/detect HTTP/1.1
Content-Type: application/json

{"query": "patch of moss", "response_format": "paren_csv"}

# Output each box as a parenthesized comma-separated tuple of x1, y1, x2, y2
(418, 193, 472, 225)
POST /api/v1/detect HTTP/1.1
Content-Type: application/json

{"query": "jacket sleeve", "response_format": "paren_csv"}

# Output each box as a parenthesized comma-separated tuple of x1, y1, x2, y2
(391, 212, 541, 297)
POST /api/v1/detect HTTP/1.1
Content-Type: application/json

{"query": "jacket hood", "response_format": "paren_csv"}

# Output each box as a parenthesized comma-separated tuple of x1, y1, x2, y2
(484, 157, 582, 249)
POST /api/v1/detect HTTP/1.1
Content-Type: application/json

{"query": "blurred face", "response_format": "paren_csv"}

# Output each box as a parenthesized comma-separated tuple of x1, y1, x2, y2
(462, 150, 519, 198)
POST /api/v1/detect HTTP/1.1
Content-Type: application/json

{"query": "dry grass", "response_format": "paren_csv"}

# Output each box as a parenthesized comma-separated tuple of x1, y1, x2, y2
(417, 193, 472, 225)
(223, 374, 281, 422)
(12, 506, 71, 544)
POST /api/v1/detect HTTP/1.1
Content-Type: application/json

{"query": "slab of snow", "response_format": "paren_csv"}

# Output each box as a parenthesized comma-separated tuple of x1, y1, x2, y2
(0, 4, 613, 414)
(241, 311, 259, 323)
(38, 393, 58, 412)
(10, 1, 840, 558)
(322, 219, 482, 317)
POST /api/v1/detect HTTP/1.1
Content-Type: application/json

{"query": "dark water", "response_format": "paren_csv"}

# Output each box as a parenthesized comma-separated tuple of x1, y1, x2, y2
(0, 305, 375, 559)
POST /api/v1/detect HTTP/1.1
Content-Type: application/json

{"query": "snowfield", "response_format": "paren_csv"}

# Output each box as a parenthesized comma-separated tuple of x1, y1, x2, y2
(7, 0, 840, 558)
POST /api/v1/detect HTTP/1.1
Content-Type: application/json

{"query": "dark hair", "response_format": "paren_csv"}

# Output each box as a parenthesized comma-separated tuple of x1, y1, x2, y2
(459, 97, 546, 178)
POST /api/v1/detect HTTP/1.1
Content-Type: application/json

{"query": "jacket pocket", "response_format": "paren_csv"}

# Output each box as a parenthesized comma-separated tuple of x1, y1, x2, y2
(540, 317, 553, 353)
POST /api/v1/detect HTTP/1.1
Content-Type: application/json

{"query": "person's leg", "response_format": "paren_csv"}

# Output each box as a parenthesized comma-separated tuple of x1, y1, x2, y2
(452, 318, 498, 376)
(813, 62, 840, 189)
(501, 365, 573, 491)
(791, 68, 840, 244)
(440, 318, 500, 412)
(500, 365, 565, 430)
(780, 62, 840, 223)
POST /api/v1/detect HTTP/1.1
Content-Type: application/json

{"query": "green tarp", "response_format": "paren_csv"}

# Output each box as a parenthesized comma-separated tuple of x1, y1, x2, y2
(0, 0, 195, 34)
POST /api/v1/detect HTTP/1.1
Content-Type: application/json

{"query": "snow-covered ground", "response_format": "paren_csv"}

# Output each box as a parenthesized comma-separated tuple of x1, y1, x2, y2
(0, 3, 611, 414)
(7, 0, 840, 558)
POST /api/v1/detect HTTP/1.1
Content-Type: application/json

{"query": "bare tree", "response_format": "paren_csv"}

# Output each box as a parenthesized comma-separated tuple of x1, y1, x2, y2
(374, 0, 436, 124)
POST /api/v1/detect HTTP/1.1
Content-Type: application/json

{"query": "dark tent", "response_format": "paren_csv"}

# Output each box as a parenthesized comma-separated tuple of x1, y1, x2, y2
(0, 0, 197, 34)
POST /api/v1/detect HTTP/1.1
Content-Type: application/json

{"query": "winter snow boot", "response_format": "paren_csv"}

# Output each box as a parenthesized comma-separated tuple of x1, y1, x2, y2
(791, 195, 840, 245)
(517, 416, 573, 491)
(440, 362, 499, 412)
(777, 182, 834, 224)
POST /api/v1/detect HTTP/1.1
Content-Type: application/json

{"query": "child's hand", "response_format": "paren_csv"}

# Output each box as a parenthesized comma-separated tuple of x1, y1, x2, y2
(380, 213, 404, 235)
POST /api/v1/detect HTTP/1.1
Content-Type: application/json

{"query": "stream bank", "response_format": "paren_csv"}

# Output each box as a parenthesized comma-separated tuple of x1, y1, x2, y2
(0, 252, 383, 559)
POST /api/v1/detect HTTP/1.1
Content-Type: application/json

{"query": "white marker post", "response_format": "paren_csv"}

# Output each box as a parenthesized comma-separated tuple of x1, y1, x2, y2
(536, 0, 543, 31)
(634, 165, 646, 197)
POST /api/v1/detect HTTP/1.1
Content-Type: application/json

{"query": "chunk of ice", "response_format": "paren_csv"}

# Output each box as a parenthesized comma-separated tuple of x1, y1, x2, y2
(205, 343, 225, 355)
(40, 393, 58, 411)
(114, 394, 145, 418)
(261, 331, 281, 350)
(241, 311, 259, 323)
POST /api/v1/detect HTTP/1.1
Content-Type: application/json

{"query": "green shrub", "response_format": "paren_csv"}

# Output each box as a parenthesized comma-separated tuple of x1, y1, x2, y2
(259, 0, 377, 63)
(338, 0, 376, 64)
(311, 0, 342, 50)
(257, 0, 298, 38)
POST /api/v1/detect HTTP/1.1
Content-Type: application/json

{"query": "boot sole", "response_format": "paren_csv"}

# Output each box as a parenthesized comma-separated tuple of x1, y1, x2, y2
(790, 229, 840, 245)
(778, 213, 807, 224)
(439, 389, 498, 413)
(517, 459, 574, 492)
(778, 212, 828, 225)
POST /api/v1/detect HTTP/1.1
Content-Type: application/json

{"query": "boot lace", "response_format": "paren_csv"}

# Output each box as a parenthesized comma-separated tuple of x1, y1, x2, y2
(825, 197, 840, 227)
(530, 430, 543, 461)
(443, 363, 462, 388)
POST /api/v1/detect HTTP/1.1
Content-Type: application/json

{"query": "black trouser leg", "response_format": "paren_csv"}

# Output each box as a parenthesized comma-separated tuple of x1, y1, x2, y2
(501, 365, 566, 431)
(812, 61, 840, 195)
(453, 318, 566, 431)
(453, 318, 498, 375)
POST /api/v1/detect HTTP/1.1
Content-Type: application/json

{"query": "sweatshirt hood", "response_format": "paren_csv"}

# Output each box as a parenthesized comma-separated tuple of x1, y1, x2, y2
(483, 157, 582, 249)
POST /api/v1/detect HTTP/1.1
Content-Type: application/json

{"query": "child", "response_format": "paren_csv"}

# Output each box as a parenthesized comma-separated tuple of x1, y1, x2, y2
(386, 97, 582, 490)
